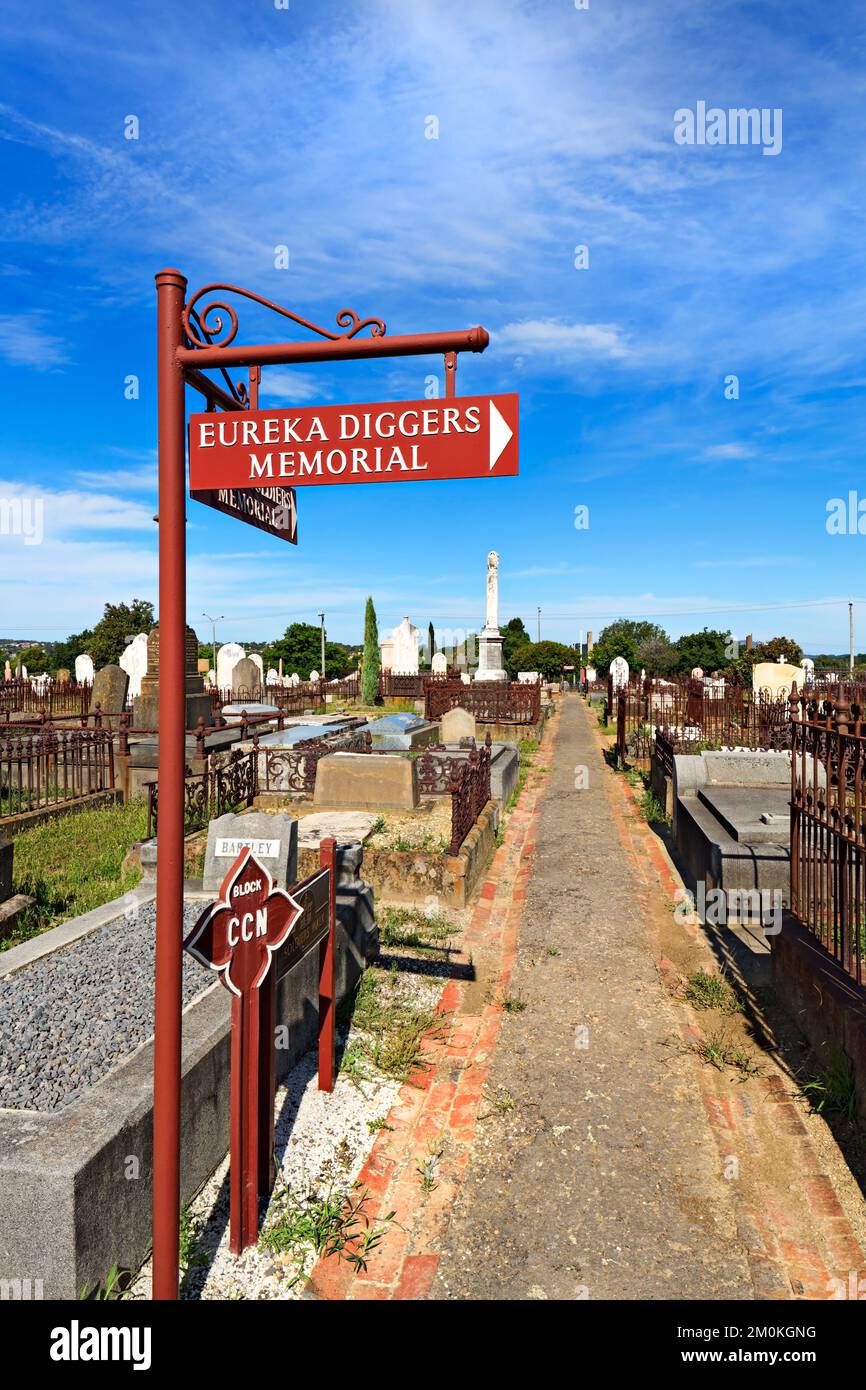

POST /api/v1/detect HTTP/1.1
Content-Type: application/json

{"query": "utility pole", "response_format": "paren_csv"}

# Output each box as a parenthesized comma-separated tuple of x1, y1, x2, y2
(537, 606, 541, 642)
(202, 612, 224, 682)
(850, 600, 855, 675)
(318, 611, 326, 682)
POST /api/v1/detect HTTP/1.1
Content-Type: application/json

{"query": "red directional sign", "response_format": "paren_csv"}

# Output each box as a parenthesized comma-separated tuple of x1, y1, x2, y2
(188, 392, 518, 490)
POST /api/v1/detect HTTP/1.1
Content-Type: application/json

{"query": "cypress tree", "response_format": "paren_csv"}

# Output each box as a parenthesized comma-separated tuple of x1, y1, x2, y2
(361, 597, 381, 704)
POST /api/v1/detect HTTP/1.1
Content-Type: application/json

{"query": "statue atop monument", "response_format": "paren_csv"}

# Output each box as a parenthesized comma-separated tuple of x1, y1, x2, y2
(485, 550, 500, 632)
(475, 551, 506, 682)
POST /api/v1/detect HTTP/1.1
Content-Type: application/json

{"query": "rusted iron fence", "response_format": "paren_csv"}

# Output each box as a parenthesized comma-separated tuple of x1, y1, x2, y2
(424, 679, 540, 726)
(0, 725, 115, 821)
(790, 695, 866, 986)
(0, 678, 92, 719)
(208, 675, 359, 714)
(146, 747, 257, 838)
(444, 738, 492, 855)
(615, 680, 794, 765)
(378, 671, 456, 700)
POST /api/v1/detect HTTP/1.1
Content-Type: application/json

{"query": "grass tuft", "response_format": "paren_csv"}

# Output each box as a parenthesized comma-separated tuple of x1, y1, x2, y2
(802, 1051, 858, 1123)
(684, 969, 742, 1015)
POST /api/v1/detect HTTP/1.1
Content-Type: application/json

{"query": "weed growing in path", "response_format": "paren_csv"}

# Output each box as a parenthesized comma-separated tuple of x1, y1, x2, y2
(339, 965, 444, 1083)
(259, 1180, 394, 1273)
(692, 1027, 764, 1080)
(802, 1052, 858, 1123)
(685, 969, 742, 1016)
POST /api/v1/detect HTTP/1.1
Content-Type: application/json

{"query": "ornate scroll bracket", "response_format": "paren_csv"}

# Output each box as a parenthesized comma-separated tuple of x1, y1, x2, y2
(182, 282, 386, 352)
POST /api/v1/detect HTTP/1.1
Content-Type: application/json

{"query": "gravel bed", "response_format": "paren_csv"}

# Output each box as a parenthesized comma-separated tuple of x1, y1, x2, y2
(0, 900, 212, 1112)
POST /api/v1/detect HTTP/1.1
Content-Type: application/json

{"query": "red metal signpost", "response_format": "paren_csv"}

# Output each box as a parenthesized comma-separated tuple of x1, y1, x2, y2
(153, 273, 504, 1298)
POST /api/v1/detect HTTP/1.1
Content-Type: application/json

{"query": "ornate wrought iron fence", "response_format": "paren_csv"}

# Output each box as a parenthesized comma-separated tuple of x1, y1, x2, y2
(0, 678, 92, 719)
(0, 725, 115, 820)
(791, 694, 866, 986)
(146, 747, 257, 838)
(447, 740, 492, 855)
(424, 680, 540, 725)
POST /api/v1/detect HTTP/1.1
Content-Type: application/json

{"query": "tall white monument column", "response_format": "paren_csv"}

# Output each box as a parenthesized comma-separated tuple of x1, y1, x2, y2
(474, 550, 507, 682)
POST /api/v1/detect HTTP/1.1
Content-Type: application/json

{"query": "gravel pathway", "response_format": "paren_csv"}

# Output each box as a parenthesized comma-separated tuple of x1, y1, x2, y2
(0, 900, 211, 1112)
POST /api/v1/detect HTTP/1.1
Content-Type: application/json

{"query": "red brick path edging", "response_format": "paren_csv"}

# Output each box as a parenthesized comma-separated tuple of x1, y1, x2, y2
(306, 710, 560, 1300)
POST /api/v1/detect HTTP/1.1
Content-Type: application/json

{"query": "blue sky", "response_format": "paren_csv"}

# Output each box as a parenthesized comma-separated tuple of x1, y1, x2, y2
(0, 0, 864, 653)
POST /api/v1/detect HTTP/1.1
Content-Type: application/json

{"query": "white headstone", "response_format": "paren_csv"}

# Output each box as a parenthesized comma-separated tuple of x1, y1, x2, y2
(585, 666, 597, 683)
(691, 667, 703, 680)
(119, 632, 149, 700)
(207, 669, 216, 687)
(517, 671, 540, 683)
(4, 660, 11, 681)
(216, 642, 245, 691)
(752, 661, 800, 699)
(431, 651, 447, 675)
(266, 668, 280, 686)
(389, 617, 420, 675)
(799, 657, 815, 686)
(309, 669, 320, 682)
(290, 672, 300, 686)
(610, 656, 629, 691)
(75, 654, 94, 685)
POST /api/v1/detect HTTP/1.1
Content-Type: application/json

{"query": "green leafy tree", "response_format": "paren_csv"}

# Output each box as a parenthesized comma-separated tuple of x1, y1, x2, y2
(753, 635, 804, 666)
(47, 627, 94, 677)
(671, 627, 731, 676)
(90, 600, 155, 668)
(16, 645, 49, 671)
(264, 623, 352, 680)
(502, 617, 530, 677)
(590, 631, 638, 675)
(360, 598, 381, 704)
(592, 619, 674, 676)
(508, 640, 576, 681)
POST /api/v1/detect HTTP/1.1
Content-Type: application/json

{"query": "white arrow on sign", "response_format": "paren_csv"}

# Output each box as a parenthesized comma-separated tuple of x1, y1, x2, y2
(489, 399, 513, 471)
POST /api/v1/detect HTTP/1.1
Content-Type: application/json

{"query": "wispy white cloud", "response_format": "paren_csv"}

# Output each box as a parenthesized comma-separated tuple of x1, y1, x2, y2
(0, 312, 68, 368)
(494, 320, 629, 364)
(0, 479, 155, 533)
(74, 465, 156, 493)
(702, 443, 753, 461)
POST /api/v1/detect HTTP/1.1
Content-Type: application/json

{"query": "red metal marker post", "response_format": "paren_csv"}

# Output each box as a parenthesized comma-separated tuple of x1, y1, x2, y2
(318, 837, 337, 1093)
(153, 269, 188, 1301)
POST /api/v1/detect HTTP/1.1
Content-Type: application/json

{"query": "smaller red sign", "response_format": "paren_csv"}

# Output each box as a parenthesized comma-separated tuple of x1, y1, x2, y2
(184, 848, 303, 995)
